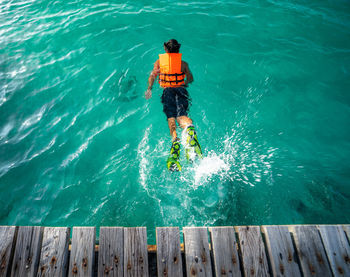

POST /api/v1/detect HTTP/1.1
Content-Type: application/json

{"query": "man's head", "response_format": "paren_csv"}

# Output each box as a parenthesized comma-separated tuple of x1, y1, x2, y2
(164, 39, 181, 53)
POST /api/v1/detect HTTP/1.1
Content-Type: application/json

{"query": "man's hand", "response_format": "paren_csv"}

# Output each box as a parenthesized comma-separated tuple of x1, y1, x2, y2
(145, 88, 152, 99)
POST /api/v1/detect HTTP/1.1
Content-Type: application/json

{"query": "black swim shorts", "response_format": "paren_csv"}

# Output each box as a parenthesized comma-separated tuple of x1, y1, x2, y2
(161, 87, 190, 119)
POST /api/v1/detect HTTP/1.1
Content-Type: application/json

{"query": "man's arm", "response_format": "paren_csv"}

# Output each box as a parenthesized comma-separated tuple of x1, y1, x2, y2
(145, 60, 159, 99)
(183, 61, 193, 86)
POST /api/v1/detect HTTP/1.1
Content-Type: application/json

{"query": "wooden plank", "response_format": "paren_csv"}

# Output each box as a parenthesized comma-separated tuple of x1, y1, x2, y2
(124, 227, 148, 277)
(318, 225, 350, 277)
(0, 226, 18, 277)
(156, 227, 183, 277)
(262, 225, 301, 277)
(37, 227, 70, 277)
(68, 227, 96, 277)
(11, 226, 44, 277)
(235, 226, 270, 277)
(289, 225, 332, 277)
(343, 225, 350, 242)
(183, 227, 212, 277)
(98, 227, 124, 277)
(209, 227, 241, 277)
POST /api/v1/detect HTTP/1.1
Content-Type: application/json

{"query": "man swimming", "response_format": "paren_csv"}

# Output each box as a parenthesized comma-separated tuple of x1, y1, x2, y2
(145, 39, 202, 171)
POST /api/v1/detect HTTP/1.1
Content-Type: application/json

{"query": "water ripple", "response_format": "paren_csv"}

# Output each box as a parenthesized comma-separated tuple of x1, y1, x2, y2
(61, 119, 115, 167)
(19, 104, 46, 131)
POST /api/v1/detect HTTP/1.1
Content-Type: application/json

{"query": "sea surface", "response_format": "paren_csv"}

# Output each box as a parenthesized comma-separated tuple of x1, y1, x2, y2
(1, 0, 350, 243)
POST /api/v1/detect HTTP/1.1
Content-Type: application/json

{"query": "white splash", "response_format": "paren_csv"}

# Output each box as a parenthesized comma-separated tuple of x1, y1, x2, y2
(192, 153, 230, 188)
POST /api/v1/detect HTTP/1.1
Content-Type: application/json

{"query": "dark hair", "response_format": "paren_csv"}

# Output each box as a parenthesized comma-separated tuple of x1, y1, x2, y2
(164, 39, 181, 53)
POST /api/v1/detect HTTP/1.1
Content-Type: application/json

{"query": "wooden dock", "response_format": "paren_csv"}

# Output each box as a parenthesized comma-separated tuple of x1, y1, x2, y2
(0, 225, 349, 276)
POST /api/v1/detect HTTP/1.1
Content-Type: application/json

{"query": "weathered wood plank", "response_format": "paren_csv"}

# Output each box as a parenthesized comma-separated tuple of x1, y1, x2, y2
(183, 227, 212, 277)
(11, 226, 44, 277)
(209, 227, 241, 277)
(37, 227, 70, 277)
(318, 225, 350, 277)
(156, 227, 183, 277)
(98, 227, 124, 277)
(68, 227, 96, 277)
(289, 225, 332, 277)
(0, 226, 17, 277)
(343, 225, 350, 242)
(235, 226, 270, 277)
(262, 225, 301, 277)
(124, 227, 149, 277)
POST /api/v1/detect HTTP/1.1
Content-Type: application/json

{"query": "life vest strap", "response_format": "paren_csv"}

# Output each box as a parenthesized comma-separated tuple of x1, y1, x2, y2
(159, 72, 185, 84)
(159, 80, 184, 84)
(159, 73, 185, 77)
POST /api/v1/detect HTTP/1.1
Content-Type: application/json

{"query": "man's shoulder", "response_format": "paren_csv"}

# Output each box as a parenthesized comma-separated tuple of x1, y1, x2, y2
(181, 60, 189, 68)
(181, 60, 189, 71)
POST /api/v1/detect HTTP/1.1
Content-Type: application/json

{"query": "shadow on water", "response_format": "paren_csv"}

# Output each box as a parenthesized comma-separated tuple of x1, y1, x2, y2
(290, 176, 350, 224)
(110, 71, 139, 102)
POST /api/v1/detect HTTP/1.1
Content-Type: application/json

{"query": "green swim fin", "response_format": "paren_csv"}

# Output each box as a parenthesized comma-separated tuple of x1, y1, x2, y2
(185, 125, 202, 162)
(167, 138, 182, 171)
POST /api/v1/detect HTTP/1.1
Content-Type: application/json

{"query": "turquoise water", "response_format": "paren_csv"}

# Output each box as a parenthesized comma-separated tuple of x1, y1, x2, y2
(1, 0, 350, 243)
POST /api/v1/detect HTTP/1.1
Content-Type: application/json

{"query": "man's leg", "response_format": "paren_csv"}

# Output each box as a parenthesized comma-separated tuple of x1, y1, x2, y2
(177, 116, 202, 160)
(176, 116, 192, 129)
(167, 117, 181, 171)
(168, 117, 178, 140)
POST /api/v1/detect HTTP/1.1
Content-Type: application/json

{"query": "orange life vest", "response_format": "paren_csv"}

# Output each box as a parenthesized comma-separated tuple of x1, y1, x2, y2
(158, 53, 185, 88)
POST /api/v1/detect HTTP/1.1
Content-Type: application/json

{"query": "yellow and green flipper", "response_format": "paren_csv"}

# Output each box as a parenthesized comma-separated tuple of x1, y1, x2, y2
(167, 138, 182, 171)
(185, 125, 202, 162)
